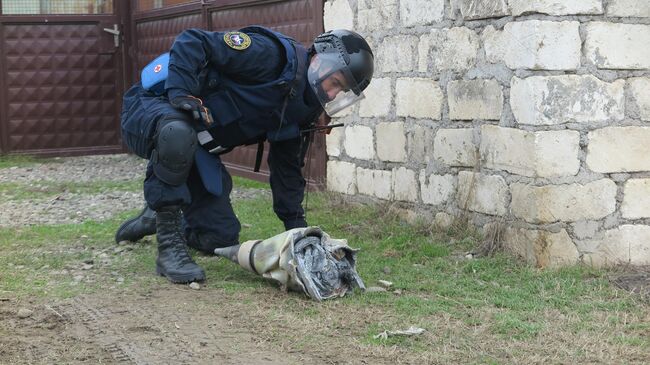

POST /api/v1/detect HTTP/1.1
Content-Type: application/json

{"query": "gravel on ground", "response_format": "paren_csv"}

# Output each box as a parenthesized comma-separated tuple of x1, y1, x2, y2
(0, 154, 268, 227)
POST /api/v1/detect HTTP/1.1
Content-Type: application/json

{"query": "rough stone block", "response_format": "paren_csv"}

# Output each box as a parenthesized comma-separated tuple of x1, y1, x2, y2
(480, 125, 580, 177)
(434, 128, 477, 167)
(377, 35, 418, 72)
(448, 79, 503, 120)
(358, 0, 398, 31)
(583, 225, 650, 266)
(622, 179, 650, 219)
(344, 125, 375, 160)
(419, 171, 454, 205)
(448, 0, 462, 19)
(326, 127, 343, 157)
(396, 78, 443, 119)
(585, 22, 650, 69)
(483, 21, 581, 70)
(457, 172, 508, 216)
(392, 167, 418, 202)
(376, 122, 406, 162)
(510, 75, 625, 125)
(417, 34, 430, 73)
(408, 125, 432, 163)
(359, 77, 391, 117)
(324, 0, 354, 30)
(509, 0, 602, 16)
(392, 207, 419, 224)
(356, 167, 392, 200)
(434, 212, 454, 228)
(534, 131, 581, 178)
(607, 0, 650, 17)
(400, 0, 444, 27)
(459, 0, 509, 19)
(587, 127, 650, 173)
(503, 228, 579, 268)
(628, 77, 650, 121)
(511, 180, 617, 223)
(419, 27, 479, 72)
(327, 160, 356, 194)
(572, 220, 600, 240)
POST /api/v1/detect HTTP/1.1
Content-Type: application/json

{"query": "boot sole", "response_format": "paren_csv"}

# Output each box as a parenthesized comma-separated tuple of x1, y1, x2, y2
(156, 265, 205, 284)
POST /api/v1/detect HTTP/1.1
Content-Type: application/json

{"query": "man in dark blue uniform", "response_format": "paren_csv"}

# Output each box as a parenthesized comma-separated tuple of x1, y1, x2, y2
(114, 26, 374, 284)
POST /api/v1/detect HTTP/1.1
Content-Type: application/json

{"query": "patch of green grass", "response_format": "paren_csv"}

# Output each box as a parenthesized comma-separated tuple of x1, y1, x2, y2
(200, 254, 267, 293)
(492, 312, 544, 339)
(0, 209, 157, 298)
(233, 194, 283, 239)
(299, 194, 644, 345)
(613, 335, 649, 347)
(232, 175, 269, 190)
(0, 154, 52, 169)
(471, 358, 501, 365)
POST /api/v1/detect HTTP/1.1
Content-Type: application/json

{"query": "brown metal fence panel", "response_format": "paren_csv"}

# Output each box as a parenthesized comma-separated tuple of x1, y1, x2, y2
(209, 0, 318, 44)
(136, 0, 199, 12)
(0, 0, 326, 183)
(133, 12, 202, 74)
(2, 23, 121, 153)
(1, 0, 113, 14)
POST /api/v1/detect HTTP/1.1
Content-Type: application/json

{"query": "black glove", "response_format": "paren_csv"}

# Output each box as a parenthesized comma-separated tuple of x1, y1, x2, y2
(170, 95, 213, 126)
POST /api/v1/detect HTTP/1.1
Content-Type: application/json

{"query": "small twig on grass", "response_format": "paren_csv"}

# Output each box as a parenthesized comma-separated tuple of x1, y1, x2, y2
(434, 293, 467, 308)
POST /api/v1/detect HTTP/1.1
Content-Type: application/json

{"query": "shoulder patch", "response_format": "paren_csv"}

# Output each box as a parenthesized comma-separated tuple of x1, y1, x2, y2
(223, 31, 252, 51)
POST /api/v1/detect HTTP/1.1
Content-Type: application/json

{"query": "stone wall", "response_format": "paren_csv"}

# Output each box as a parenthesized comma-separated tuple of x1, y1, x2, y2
(323, 0, 650, 268)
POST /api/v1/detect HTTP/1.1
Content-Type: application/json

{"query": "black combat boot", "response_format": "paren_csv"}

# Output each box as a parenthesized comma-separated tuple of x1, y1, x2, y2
(155, 206, 205, 283)
(114, 204, 157, 243)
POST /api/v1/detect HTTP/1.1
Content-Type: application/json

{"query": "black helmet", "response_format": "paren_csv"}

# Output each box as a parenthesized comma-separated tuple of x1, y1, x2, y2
(308, 29, 374, 115)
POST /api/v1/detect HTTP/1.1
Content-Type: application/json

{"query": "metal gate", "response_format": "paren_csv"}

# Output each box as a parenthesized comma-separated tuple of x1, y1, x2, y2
(0, 0, 327, 186)
(129, 0, 327, 187)
(0, 0, 128, 156)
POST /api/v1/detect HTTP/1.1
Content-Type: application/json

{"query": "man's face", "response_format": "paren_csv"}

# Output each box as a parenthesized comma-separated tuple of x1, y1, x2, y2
(320, 71, 349, 101)
(308, 53, 364, 116)
(309, 55, 350, 101)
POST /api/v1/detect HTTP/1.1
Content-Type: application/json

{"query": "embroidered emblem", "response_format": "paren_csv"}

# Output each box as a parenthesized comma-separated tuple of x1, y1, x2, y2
(153, 64, 162, 73)
(224, 31, 251, 50)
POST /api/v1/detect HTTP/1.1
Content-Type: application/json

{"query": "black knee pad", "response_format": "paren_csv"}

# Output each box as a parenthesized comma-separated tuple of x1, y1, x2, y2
(151, 119, 197, 186)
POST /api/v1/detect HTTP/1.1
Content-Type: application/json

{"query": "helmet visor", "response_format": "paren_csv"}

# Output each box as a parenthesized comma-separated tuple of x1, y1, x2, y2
(307, 53, 365, 116)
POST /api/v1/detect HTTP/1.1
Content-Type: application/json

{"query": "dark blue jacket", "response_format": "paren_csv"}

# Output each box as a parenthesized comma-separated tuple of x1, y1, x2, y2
(165, 26, 322, 228)
(166, 26, 321, 142)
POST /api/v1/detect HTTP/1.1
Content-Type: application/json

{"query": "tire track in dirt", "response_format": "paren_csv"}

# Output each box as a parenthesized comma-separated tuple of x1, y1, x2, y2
(52, 290, 302, 364)
(55, 297, 138, 364)
(56, 297, 214, 364)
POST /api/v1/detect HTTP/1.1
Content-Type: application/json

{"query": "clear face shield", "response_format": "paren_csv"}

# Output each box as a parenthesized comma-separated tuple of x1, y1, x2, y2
(307, 53, 365, 116)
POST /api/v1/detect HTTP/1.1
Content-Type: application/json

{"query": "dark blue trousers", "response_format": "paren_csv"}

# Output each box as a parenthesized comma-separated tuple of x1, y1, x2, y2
(121, 83, 241, 247)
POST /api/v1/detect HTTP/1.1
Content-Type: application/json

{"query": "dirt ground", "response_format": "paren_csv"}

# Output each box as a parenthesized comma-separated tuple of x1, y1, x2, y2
(3, 268, 649, 365)
(1, 284, 387, 365)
